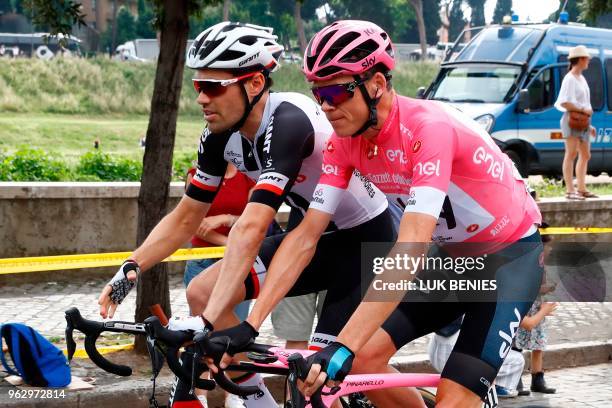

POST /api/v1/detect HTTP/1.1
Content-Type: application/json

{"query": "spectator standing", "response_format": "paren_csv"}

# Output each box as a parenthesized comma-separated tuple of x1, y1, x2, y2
(554, 45, 597, 200)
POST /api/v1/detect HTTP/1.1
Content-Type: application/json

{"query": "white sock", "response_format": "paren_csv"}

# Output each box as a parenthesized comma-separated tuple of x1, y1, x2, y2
(236, 373, 277, 408)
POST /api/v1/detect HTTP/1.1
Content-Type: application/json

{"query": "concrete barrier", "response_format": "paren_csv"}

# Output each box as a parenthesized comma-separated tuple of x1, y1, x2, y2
(1, 182, 611, 261)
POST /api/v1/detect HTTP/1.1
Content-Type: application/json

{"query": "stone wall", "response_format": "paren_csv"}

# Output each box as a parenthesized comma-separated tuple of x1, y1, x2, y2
(1, 182, 610, 260)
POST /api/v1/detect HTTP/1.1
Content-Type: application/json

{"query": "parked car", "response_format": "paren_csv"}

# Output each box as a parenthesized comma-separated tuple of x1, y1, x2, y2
(418, 17, 612, 177)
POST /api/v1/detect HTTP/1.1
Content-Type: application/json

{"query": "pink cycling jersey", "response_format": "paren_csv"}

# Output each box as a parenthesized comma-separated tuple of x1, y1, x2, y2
(310, 95, 541, 253)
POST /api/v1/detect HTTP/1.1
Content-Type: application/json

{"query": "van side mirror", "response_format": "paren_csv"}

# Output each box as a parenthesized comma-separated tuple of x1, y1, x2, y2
(517, 89, 530, 112)
(416, 87, 426, 99)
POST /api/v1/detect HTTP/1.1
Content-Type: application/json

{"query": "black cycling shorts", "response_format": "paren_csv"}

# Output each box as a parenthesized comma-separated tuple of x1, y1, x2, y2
(381, 231, 544, 400)
(243, 208, 396, 345)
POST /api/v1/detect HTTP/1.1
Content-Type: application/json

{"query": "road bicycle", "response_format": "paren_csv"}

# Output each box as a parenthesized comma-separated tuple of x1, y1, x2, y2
(65, 308, 498, 408)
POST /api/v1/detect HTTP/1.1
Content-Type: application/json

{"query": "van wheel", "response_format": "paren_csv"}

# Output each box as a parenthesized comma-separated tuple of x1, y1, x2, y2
(504, 149, 528, 177)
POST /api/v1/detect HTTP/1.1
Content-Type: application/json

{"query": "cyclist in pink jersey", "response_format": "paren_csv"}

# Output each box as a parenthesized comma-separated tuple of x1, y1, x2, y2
(292, 20, 543, 407)
(207, 20, 544, 408)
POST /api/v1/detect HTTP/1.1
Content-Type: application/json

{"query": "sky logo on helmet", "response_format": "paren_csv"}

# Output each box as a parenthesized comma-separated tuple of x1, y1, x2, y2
(239, 52, 260, 67)
(362, 56, 376, 69)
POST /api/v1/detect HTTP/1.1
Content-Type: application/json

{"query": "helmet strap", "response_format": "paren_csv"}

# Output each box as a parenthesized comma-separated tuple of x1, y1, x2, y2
(352, 75, 381, 137)
(228, 70, 269, 134)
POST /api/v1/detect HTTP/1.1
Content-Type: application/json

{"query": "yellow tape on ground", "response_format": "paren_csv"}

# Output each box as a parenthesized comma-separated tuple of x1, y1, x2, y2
(0, 247, 226, 275)
(539, 227, 612, 235)
(2, 227, 612, 275)
(62, 343, 133, 358)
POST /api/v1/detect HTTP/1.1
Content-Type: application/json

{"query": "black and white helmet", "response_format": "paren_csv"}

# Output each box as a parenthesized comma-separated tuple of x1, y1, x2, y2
(187, 22, 284, 72)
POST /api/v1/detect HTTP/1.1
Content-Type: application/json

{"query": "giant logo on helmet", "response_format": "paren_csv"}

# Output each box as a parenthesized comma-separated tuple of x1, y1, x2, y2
(239, 52, 260, 67)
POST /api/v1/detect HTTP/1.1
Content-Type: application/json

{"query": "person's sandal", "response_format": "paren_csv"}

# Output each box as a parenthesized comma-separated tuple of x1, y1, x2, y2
(566, 192, 585, 200)
(578, 190, 598, 198)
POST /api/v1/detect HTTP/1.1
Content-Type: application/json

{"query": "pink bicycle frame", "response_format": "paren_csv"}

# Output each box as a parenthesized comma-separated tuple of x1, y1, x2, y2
(252, 347, 440, 407)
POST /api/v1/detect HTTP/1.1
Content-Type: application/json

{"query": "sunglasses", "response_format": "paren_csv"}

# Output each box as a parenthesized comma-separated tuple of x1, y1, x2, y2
(192, 72, 258, 97)
(311, 79, 366, 107)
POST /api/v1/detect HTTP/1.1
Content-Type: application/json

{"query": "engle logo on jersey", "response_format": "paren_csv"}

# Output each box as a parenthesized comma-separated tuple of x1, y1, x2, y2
(473, 146, 505, 181)
(322, 164, 339, 175)
(386, 149, 408, 163)
(413, 160, 440, 177)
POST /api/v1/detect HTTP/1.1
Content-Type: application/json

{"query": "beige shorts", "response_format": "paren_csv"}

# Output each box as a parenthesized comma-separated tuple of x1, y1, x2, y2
(271, 291, 327, 341)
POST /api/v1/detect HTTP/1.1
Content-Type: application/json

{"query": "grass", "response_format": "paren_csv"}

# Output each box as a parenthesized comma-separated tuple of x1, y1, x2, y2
(0, 113, 204, 161)
(0, 59, 439, 161)
(531, 177, 612, 198)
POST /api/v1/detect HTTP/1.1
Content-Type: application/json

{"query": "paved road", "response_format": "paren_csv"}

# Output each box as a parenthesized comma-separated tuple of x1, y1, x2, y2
(1, 272, 611, 358)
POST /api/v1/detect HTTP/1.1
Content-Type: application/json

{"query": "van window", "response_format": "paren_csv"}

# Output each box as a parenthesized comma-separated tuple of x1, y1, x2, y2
(429, 65, 521, 103)
(606, 58, 612, 111)
(526, 68, 555, 111)
(558, 55, 604, 111)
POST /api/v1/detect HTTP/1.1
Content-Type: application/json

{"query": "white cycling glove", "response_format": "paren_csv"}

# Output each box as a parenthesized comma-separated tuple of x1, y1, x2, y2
(108, 260, 140, 304)
(167, 315, 214, 333)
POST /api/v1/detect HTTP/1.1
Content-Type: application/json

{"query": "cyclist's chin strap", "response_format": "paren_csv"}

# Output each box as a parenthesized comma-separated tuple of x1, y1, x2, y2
(352, 74, 381, 137)
(228, 70, 269, 134)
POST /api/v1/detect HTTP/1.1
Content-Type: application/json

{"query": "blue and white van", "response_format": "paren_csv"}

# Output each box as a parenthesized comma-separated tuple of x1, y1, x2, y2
(419, 18, 612, 176)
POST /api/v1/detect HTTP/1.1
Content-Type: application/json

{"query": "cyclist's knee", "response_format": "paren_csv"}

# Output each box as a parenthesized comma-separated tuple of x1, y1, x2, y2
(436, 379, 481, 408)
(185, 264, 219, 314)
(352, 330, 397, 372)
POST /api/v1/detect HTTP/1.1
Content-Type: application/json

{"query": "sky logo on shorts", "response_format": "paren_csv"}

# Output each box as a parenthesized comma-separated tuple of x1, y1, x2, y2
(498, 307, 521, 359)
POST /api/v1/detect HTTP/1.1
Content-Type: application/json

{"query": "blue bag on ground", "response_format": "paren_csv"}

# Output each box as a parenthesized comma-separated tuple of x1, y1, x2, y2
(0, 323, 71, 387)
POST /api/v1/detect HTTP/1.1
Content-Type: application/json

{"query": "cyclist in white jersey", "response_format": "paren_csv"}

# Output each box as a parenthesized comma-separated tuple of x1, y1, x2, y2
(97, 22, 395, 408)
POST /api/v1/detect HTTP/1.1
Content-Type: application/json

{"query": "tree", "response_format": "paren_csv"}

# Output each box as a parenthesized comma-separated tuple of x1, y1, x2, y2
(222, 0, 230, 20)
(448, 0, 466, 42)
(294, 0, 307, 53)
(409, 0, 427, 59)
(466, 0, 485, 27)
(402, 0, 440, 44)
(492, 0, 512, 24)
(136, 0, 156, 38)
(579, 0, 611, 24)
(31, 0, 221, 353)
(115, 7, 137, 44)
(549, 0, 581, 22)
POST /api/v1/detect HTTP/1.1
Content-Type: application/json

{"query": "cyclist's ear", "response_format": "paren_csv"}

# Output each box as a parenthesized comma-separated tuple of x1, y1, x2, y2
(245, 72, 267, 97)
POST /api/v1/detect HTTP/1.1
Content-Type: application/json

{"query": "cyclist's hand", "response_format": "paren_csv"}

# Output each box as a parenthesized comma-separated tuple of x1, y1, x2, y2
(300, 341, 354, 397)
(541, 302, 558, 316)
(197, 215, 231, 237)
(98, 260, 139, 319)
(202, 321, 258, 373)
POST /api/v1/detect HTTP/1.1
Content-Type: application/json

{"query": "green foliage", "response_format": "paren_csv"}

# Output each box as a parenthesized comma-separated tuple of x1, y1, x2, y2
(173, 152, 197, 181)
(402, 0, 440, 44)
(22, 0, 86, 42)
(76, 150, 142, 181)
(466, 0, 486, 27)
(2, 146, 71, 181)
(449, 0, 467, 42)
(492, 0, 513, 24)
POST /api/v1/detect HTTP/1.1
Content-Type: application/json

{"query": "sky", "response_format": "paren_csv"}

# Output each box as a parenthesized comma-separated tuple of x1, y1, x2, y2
(483, 0, 561, 23)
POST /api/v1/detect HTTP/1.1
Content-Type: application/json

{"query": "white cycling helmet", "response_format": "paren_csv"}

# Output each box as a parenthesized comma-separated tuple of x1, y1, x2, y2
(187, 22, 284, 72)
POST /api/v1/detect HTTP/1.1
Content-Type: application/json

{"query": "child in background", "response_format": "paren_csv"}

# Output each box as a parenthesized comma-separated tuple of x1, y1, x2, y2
(514, 224, 557, 395)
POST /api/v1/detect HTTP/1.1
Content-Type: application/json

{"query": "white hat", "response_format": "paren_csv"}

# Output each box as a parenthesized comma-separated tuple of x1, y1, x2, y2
(568, 45, 590, 59)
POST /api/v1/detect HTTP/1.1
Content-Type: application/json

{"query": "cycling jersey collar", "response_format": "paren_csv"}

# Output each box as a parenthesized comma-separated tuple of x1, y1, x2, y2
(366, 94, 399, 145)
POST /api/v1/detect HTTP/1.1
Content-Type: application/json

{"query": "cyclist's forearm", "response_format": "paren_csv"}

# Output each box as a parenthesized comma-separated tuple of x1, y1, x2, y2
(203, 221, 267, 324)
(337, 301, 401, 352)
(247, 231, 318, 330)
(131, 206, 208, 271)
(197, 230, 228, 246)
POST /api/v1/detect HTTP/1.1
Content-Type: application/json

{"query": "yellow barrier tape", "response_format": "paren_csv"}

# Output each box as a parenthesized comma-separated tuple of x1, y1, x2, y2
(0, 247, 226, 275)
(62, 343, 133, 358)
(1, 227, 611, 275)
(539, 227, 612, 235)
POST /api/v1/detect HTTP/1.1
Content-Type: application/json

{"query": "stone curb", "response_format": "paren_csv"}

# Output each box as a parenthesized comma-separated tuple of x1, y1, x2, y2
(3, 340, 610, 407)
